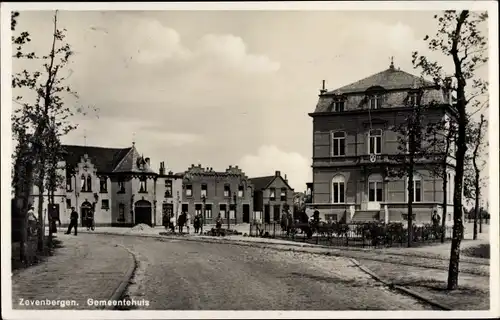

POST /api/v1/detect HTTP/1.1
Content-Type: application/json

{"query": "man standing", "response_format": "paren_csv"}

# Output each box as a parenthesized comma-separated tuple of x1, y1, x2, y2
(27, 205, 37, 237)
(178, 211, 186, 233)
(193, 214, 201, 234)
(65, 207, 78, 235)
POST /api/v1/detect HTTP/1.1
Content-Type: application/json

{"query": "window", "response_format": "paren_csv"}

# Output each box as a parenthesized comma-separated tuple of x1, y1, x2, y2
(219, 204, 227, 219)
(195, 203, 202, 216)
(229, 204, 236, 219)
(333, 100, 345, 112)
(280, 188, 287, 201)
(369, 129, 382, 154)
(408, 92, 418, 106)
(66, 176, 72, 191)
(86, 175, 92, 192)
(413, 179, 422, 203)
(186, 185, 192, 197)
(332, 175, 345, 204)
(118, 180, 125, 193)
(201, 184, 207, 198)
(270, 188, 276, 201)
(369, 94, 383, 109)
(118, 203, 125, 222)
(238, 185, 244, 198)
(332, 131, 346, 156)
(81, 174, 87, 192)
(100, 177, 107, 193)
(101, 199, 109, 209)
(224, 184, 230, 197)
(407, 176, 423, 203)
(139, 177, 147, 193)
(165, 180, 172, 198)
(368, 181, 383, 202)
(182, 203, 189, 213)
(205, 204, 212, 219)
(66, 199, 71, 209)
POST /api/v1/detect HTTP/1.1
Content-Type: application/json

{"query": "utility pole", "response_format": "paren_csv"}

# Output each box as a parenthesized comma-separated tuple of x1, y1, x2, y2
(176, 191, 180, 231)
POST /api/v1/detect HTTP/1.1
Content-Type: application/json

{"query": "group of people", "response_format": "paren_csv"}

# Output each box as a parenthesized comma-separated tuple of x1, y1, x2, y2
(163, 212, 224, 235)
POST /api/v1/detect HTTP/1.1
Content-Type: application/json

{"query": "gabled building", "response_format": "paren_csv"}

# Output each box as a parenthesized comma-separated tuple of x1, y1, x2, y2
(29, 143, 182, 227)
(308, 61, 457, 225)
(181, 164, 253, 224)
(249, 171, 294, 223)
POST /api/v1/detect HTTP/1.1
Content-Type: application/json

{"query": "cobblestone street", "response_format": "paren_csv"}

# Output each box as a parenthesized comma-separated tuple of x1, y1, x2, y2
(11, 234, 133, 310)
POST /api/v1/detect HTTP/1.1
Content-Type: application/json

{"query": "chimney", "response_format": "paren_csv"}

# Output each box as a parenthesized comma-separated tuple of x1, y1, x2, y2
(275, 170, 281, 177)
(320, 80, 327, 95)
(284, 174, 288, 182)
(145, 157, 150, 167)
(159, 161, 165, 175)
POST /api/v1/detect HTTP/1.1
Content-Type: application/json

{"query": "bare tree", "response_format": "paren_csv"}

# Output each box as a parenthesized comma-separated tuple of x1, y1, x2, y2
(413, 10, 488, 290)
(12, 11, 96, 253)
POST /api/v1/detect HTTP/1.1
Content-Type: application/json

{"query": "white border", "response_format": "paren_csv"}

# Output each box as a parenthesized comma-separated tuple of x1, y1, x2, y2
(1, 1, 499, 319)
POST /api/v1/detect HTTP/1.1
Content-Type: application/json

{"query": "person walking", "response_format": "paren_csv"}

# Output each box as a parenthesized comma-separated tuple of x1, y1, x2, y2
(86, 209, 94, 231)
(178, 211, 186, 233)
(169, 213, 176, 233)
(193, 214, 201, 234)
(27, 205, 37, 237)
(215, 214, 223, 236)
(49, 205, 61, 235)
(65, 207, 79, 235)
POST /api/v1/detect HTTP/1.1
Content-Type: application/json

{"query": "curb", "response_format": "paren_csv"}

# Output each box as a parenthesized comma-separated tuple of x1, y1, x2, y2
(106, 244, 138, 310)
(349, 258, 452, 311)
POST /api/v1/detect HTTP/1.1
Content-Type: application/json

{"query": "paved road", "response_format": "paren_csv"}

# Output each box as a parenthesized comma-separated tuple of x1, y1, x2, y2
(99, 234, 431, 310)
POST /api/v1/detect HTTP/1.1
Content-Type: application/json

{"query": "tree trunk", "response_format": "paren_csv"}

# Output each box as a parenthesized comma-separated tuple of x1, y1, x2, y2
(473, 172, 479, 240)
(36, 174, 45, 253)
(19, 160, 34, 264)
(447, 9, 468, 291)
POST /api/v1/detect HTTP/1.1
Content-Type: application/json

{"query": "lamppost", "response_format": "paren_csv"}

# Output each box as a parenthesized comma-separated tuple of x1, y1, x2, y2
(201, 195, 206, 234)
(175, 190, 180, 227)
(233, 192, 237, 226)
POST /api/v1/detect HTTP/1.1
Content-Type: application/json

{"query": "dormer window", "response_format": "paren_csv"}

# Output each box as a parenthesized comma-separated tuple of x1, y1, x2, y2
(333, 100, 345, 112)
(139, 177, 147, 193)
(408, 92, 419, 107)
(118, 180, 125, 193)
(99, 176, 107, 193)
(369, 94, 383, 109)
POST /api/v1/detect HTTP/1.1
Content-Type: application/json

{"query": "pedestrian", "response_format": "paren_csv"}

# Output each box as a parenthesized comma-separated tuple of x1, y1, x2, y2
(27, 205, 37, 237)
(178, 211, 186, 233)
(65, 207, 79, 235)
(193, 214, 201, 234)
(169, 213, 176, 233)
(86, 209, 94, 231)
(215, 214, 223, 236)
(49, 205, 61, 235)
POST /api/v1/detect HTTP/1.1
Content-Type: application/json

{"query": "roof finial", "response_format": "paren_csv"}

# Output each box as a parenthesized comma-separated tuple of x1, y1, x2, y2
(390, 56, 394, 70)
(132, 132, 136, 147)
(83, 129, 87, 147)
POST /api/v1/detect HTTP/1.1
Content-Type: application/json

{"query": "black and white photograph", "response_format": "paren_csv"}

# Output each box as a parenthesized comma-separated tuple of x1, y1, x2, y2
(1, 1, 498, 319)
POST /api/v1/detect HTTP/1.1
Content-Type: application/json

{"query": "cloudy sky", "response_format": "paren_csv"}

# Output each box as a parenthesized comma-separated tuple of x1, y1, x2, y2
(11, 9, 490, 196)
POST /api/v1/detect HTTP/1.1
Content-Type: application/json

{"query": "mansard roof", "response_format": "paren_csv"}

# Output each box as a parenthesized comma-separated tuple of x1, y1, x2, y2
(326, 66, 435, 95)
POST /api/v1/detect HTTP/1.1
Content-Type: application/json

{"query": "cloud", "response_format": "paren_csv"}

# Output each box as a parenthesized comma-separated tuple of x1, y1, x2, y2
(239, 145, 311, 191)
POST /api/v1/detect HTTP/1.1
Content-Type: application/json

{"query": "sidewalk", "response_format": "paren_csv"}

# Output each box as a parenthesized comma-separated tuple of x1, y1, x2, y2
(11, 233, 135, 310)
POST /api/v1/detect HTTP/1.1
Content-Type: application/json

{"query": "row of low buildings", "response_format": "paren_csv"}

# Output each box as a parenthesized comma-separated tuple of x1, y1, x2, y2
(26, 60, 462, 228)
(28, 144, 294, 227)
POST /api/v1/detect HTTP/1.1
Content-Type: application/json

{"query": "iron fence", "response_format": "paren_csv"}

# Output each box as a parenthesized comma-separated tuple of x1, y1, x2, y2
(249, 222, 454, 249)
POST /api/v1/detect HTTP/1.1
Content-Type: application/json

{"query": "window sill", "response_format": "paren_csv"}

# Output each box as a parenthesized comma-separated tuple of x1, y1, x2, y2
(101, 207, 109, 210)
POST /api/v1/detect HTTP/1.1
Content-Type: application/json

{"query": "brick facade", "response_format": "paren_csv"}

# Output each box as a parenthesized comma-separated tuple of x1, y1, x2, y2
(181, 164, 254, 225)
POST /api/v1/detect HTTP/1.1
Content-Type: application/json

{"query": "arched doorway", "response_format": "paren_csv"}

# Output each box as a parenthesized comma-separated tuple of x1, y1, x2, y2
(134, 200, 152, 226)
(81, 201, 92, 226)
